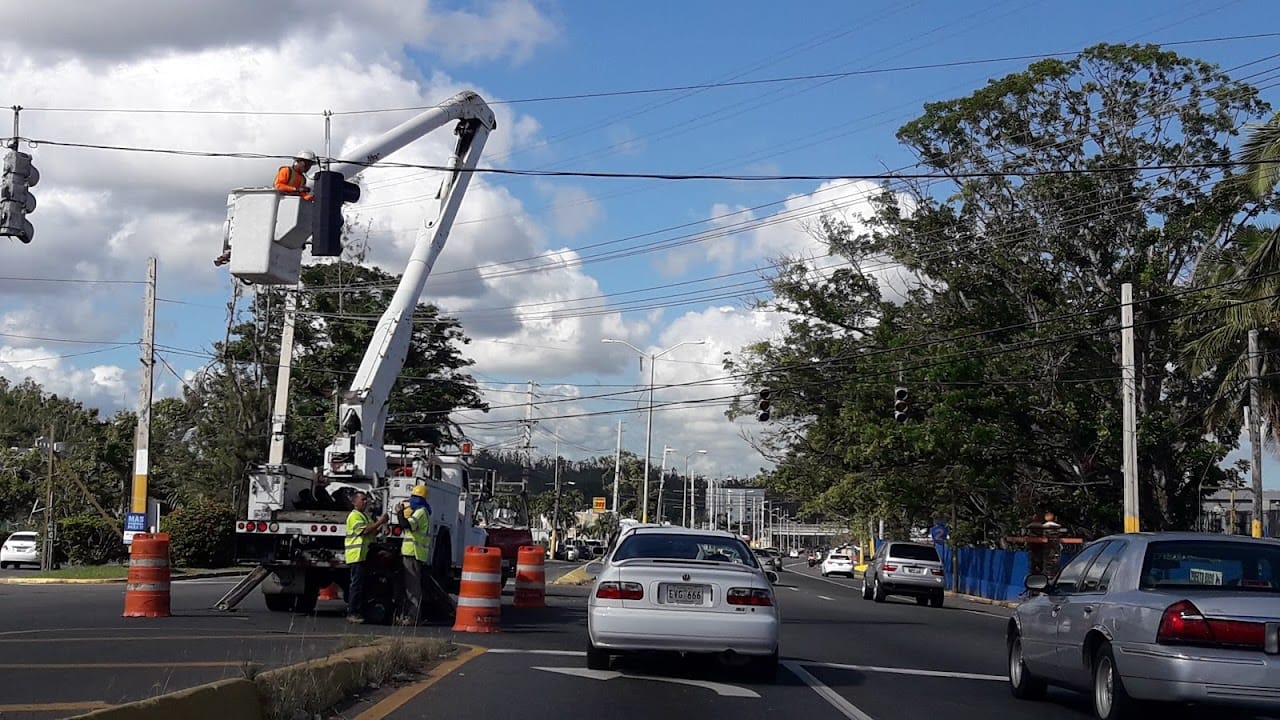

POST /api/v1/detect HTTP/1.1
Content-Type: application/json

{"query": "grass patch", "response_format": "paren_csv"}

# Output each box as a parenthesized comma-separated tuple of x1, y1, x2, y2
(256, 637, 453, 720)
(30, 565, 243, 580)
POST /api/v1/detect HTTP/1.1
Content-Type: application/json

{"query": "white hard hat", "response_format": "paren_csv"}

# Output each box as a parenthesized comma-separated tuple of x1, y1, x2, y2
(294, 150, 318, 163)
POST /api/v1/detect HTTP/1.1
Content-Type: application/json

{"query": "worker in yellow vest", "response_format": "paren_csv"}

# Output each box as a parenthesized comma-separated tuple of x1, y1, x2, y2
(395, 485, 432, 626)
(345, 491, 388, 624)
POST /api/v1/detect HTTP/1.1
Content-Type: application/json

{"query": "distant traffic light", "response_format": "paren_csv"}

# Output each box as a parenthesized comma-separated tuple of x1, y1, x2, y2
(1, 148, 39, 243)
(757, 388, 772, 422)
(893, 386, 909, 423)
(311, 170, 361, 257)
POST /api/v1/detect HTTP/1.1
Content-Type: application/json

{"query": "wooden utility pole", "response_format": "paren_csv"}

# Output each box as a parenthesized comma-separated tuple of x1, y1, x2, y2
(1248, 329, 1265, 538)
(130, 257, 157, 525)
(612, 420, 622, 514)
(42, 424, 55, 571)
(267, 286, 299, 465)
(1121, 283, 1140, 533)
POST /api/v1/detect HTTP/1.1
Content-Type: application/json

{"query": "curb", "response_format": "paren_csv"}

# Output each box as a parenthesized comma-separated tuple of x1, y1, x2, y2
(0, 569, 246, 586)
(68, 637, 452, 720)
(550, 564, 594, 586)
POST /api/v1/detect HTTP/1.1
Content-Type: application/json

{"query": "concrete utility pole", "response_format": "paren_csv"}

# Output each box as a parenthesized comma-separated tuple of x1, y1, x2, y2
(521, 381, 536, 492)
(551, 438, 561, 557)
(1121, 283, 1140, 533)
(1248, 329, 1265, 538)
(611, 420, 622, 514)
(131, 257, 157, 525)
(42, 425, 55, 571)
(267, 285, 299, 465)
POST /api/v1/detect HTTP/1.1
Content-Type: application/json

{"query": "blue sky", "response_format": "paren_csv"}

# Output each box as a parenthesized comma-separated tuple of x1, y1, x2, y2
(1, 0, 1279, 487)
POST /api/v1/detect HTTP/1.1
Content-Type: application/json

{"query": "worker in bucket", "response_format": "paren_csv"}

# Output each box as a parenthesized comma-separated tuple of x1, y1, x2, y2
(345, 491, 389, 624)
(213, 150, 318, 267)
(396, 485, 432, 626)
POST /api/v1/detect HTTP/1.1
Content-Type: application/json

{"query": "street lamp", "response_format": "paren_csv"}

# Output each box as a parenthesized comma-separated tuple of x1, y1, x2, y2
(682, 449, 707, 527)
(601, 337, 707, 523)
(657, 446, 677, 522)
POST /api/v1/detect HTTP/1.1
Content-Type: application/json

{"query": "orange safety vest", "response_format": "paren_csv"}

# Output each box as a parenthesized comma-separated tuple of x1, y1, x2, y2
(274, 166, 314, 201)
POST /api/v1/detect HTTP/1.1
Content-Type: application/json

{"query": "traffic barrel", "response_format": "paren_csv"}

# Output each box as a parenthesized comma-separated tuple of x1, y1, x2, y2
(513, 545, 546, 608)
(123, 533, 171, 618)
(452, 546, 502, 633)
(318, 583, 340, 601)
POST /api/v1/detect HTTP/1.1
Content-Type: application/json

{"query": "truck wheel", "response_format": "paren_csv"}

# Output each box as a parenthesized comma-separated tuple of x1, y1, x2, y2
(293, 574, 321, 614)
(263, 592, 294, 612)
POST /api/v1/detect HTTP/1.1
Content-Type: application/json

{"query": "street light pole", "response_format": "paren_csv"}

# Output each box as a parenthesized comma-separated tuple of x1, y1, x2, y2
(682, 449, 707, 527)
(657, 445, 676, 522)
(601, 338, 706, 523)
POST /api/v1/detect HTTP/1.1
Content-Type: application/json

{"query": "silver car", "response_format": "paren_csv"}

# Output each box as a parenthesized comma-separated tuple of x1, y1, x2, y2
(586, 527, 780, 682)
(1008, 532, 1280, 719)
(862, 541, 946, 607)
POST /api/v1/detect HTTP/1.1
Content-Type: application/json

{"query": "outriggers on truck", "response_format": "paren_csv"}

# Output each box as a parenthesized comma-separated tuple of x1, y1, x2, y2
(213, 91, 530, 621)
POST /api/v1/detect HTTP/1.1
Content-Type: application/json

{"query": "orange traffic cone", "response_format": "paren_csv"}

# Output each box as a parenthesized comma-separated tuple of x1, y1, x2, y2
(318, 583, 340, 601)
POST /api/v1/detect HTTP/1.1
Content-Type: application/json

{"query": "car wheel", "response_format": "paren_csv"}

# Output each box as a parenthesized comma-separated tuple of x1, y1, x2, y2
(929, 592, 944, 608)
(1008, 633, 1047, 700)
(916, 596, 929, 606)
(747, 650, 779, 684)
(872, 575, 887, 602)
(0, 561, 7, 569)
(586, 641, 610, 671)
(1093, 641, 1139, 720)
(861, 576, 873, 600)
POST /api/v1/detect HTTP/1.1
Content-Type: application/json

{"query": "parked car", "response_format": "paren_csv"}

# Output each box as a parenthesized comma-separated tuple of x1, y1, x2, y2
(862, 541, 945, 606)
(585, 526, 780, 682)
(820, 551, 854, 577)
(1008, 532, 1280, 720)
(754, 547, 781, 573)
(788, 548, 800, 559)
(582, 539, 605, 558)
(0, 531, 38, 569)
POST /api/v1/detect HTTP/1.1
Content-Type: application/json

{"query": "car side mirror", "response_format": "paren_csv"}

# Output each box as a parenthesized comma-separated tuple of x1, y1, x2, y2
(1024, 574, 1050, 592)
(584, 562, 604, 577)
(766, 571, 779, 584)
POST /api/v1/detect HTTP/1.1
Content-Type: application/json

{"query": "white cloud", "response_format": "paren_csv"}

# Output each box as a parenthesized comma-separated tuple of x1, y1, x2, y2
(543, 185, 604, 238)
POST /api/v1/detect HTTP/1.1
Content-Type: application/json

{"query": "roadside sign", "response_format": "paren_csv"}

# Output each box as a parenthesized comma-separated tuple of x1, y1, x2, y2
(123, 512, 147, 546)
(592, 497, 607, 512)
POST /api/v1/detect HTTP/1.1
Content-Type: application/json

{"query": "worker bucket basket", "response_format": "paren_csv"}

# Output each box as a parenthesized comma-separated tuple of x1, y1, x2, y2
(452, 546, 502, 633)
(123, 533, 172, 618)
(513, 545, 546, 608)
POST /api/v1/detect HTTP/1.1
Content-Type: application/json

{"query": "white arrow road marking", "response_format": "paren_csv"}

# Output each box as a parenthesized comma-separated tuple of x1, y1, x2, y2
(532, 666, 760, 698)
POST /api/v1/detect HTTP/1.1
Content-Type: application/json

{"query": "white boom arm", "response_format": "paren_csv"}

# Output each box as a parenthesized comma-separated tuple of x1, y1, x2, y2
(322, 91, 496, 484)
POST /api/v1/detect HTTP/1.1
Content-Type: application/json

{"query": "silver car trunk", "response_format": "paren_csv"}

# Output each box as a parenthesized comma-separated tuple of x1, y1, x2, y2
(613, 558, 766, 610)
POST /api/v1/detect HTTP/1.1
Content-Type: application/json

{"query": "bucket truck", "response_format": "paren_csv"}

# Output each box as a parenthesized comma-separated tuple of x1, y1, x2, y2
(213, 91, 531, 620)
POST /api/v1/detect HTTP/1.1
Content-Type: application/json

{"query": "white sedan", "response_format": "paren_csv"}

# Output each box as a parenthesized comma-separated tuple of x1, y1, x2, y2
(0, 531, 39, 569)
(821, 551, 854, 577)
(586, 526, 780, 682)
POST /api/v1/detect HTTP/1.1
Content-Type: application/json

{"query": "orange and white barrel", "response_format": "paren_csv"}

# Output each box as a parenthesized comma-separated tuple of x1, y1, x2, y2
(513, 545, 546, 608)
(452, 546, 502, 633)
(122, 533, 171, 618)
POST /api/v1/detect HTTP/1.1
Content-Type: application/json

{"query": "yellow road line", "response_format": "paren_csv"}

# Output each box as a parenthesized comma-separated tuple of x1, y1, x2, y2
(0, 701, 110, 712)
(0, 633, 352, 643)
(0, 661, 254, 669)
(355, 645, 487, 720)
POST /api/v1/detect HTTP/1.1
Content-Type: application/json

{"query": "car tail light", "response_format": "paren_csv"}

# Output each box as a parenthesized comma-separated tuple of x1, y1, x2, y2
(1157, 600, 1266, 650)
(595, 581, 643, 600)
(310, 525, 318, 532)
(242, 522, 254, 533)
(883, 564, 897, 572)
(727, 588, 774, 606)
(256, 521, 268, 532)
(237, 522, 245, 531)
(391, 526, 402, 536)
(931, 569, 944, 576)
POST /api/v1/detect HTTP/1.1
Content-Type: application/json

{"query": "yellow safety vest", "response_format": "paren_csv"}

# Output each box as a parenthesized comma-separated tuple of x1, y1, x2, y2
(401, 506, 431, 562)
(345, 509, 371, 564)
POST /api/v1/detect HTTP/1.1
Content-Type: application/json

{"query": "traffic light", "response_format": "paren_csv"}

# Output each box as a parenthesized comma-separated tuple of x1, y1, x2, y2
(1, 148, 39, 243)
(311, 169, 360, 257)
(757, 388, 772, 422)
(893, 386, 909, 423)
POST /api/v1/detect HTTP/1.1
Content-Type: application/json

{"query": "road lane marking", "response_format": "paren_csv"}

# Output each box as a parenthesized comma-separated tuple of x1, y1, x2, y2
(802, 660, 1004, 682)
(532, 666, 760, 698)
(782, 661, 874, 720)
(355, 644, 487, 720)
(817, 595, 835, 601)
(0, 701, 110, 712)
(487, 648, 587, 656)
(0, 633, 351, 643)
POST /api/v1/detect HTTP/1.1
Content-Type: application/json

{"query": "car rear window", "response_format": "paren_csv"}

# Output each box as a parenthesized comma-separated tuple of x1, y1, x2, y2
(8, 533, 36, 542)
(1141, 540, 1280, 591)
(889, 543, 940, 562)
(614, 533, 759, 567)
(829, 554, 849, 561)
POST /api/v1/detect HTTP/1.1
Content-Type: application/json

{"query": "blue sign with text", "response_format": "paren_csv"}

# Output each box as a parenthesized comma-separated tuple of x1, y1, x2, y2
(125, 512, 147, 532)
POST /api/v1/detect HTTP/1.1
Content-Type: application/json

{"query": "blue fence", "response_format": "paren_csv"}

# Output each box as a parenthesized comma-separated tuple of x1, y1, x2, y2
(933, 545, 1074, 603)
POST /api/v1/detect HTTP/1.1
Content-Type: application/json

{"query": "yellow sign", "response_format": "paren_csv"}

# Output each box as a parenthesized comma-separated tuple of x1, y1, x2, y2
(593, 497, 607, 512)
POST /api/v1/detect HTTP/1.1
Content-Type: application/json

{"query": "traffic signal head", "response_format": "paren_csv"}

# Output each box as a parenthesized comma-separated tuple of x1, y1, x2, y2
(1, 149, 39, 243)
(311, 169, 361, 257)
(757, 388, 773, 422)
(893, 386, 909, 423)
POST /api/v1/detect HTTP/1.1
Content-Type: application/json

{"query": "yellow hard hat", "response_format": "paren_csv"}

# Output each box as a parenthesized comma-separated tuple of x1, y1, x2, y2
(411, 485, 429, 499)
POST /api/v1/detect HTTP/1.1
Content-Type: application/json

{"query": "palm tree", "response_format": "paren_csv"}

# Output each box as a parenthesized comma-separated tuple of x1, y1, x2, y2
(1240, 112, 1280, 199)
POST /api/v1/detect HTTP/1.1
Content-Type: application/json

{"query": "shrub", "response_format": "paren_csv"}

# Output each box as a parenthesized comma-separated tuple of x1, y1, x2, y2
(162, 497, 237, 568)
(55, 514, 127, 566)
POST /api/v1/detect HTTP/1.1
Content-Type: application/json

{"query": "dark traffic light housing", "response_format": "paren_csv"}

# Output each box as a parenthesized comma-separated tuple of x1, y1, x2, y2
(311, 170, 361, 257)
(757, 388, 773, 422)
(893, 386, 909, 423)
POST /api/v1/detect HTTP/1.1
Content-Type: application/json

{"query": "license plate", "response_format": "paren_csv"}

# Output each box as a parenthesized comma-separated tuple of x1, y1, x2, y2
(664, 584, 706, 605)
(907, 567, 924, 574)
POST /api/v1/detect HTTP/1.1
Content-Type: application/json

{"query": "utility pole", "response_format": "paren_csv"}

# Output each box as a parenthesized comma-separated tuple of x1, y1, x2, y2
(551, 438, 561, 558)
(612, 420, 622, 514)
(1248, 329, 1265, 538)
(267, 285, 299, 465)
(42, 424, 55, 571)
(1121, 282, 1140, 533)
(521, 381, 536, 492)
(131, 257, 157, 526)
